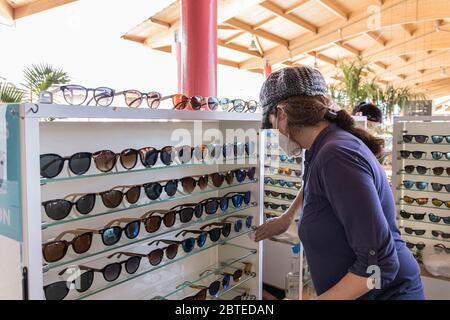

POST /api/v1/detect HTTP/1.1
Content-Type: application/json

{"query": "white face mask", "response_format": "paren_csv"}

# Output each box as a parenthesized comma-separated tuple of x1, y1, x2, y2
(274, 110, 303, 157)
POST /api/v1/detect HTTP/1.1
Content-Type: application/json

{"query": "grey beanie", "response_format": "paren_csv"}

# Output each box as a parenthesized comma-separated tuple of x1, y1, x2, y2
(260, 66, 327, 128)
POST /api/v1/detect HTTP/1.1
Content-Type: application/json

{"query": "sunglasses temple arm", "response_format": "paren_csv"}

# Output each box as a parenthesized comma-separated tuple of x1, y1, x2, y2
(54, 229, 89, 241)
(175, 281, 194, 289)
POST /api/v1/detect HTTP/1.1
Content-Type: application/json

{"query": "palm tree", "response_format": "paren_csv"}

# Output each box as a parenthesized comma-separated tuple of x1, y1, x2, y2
(0, 82, 25, 103)
(22, 63, 70, 102)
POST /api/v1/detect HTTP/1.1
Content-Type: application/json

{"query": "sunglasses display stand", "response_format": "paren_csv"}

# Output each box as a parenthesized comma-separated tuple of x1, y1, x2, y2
(1, 103, 264, 300)
(261, 130, 305, 299)
(393, 116, 450, 299)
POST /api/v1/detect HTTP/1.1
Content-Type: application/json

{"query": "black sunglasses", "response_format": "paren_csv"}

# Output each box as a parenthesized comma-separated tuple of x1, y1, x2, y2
(403, 135, 429, 144)
(399, 210, 426, 221)
(404, 227, 426, 236)
(264, 190, 296, 200)
(400, 151, 426, 159)
(406, 242, 426, 251)
(264, 202, 290, 211)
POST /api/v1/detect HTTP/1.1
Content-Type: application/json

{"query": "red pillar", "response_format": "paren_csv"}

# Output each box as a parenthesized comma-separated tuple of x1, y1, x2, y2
(264, 65, 272, 79)
(181, 0, 217, 97)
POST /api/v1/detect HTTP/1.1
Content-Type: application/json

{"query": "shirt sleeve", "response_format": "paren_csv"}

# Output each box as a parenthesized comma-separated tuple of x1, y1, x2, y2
(320, 147, 400, 288)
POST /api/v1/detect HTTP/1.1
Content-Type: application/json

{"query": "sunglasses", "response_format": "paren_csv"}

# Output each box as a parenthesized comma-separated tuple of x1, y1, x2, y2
(170, 94, 219, 111)
(140, 206, 202, 233)
(209, 167, 256, 187)
(434, 243, 450, 254)
(402, 196, 429, 205)
(264, 178, 301, 189)
(42, 230, 93, 263)
(402, 135, 429, 144)
(430, 167, 450, 176)
(431, 151, 450, 161)
(210, 192, 252, 211)
(400, 151, 426, 159)
(59, 85, 115, 107)
(431, 135, 450, 144)
(431, 183, 450, 193)
(227, 99, 260, 113)
(431, 198, 450, 208)
(264, 190, 297, 201)
(404, 227, 426, 236)
(431, 230, 450, 239)
(115, 90, 163, 109)
(279, 155, 302, 164)
(404, 165, 429, 175)
(264, 202, 290, 211)
(402, 180, 429, 190)
(406, 242, 426, 251)
(222, 215, 254, 232)
(180, 175, 209, 193)
(178, 222, 232, 243)
(44, 270, 94, 300)
(428, 213, 450, 224)
(399, 210, 426, 221)
(40, 153, 93, 178)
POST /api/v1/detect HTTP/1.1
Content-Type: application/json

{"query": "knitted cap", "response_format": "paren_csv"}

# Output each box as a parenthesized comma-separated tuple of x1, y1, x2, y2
(260, 66, 327, 128)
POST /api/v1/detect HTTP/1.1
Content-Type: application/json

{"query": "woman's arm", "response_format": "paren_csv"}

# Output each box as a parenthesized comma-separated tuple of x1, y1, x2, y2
(316, 273, 370, 300)
(255, 189, 303, 242)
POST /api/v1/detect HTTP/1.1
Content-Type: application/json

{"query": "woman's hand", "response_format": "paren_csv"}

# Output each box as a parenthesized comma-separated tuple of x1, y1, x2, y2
(255, 214, 293, 242)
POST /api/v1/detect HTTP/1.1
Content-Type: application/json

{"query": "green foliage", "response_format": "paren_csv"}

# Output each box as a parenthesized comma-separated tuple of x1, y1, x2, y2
(0, 82, 25, 103)
(22, 63, 70, 102)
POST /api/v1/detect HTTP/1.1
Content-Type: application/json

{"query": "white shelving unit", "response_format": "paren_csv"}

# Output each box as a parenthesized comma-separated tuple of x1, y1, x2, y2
(0, 103, 264, 300)
(393, 116, 450, 299)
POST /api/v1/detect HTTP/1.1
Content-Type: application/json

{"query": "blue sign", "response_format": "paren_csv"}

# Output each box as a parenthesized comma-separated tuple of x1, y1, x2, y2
(0, 104, 22, 242)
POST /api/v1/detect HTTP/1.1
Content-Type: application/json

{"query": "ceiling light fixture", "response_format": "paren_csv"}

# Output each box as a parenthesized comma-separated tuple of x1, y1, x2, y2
(248, 36, 258, 51)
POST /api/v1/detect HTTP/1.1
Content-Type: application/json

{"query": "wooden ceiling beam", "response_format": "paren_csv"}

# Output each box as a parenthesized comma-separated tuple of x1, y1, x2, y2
(254, 35, 265, 56)
(285, 0, 311, 14)
(226, 18, 289, 47)
(335, 41, 361, 55)
(218, 58, 240, 68)
(218, 24, 237, 30)
(14, 0, 78, 20)
(0, 0, 13, 22)
(366, 31, 387, 46)
(309, 52, 337, 66)
(400, 23, 417, 36)
(218, 39, 263, 57)
(223, 31, 246, 44)
(241, 0, 450, 70)
(259, 1, 318, 34)
(150, 18, 171, 28)
(317, 0, 349, 21)
(396, 68, 450, 87)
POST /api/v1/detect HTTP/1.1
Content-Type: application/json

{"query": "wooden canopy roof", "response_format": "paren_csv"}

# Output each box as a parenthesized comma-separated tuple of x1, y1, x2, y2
(123, 0, 450, 99)
(0, 0, 77, 21)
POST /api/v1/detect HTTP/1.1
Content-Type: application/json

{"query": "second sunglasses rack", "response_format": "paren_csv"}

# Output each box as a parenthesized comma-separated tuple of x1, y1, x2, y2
(2, 103, 264, 300)
(392, 116, 450, 299)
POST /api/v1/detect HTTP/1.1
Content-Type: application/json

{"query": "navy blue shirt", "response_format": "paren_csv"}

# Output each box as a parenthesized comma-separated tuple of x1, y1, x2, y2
(299, 124, 424, 300)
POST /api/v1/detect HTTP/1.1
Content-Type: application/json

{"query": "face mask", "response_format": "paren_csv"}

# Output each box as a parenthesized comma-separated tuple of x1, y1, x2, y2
(273, 110, 303, 157)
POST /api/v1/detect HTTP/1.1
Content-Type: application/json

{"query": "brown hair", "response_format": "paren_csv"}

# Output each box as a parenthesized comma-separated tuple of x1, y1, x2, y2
(278, 96, 385, 158)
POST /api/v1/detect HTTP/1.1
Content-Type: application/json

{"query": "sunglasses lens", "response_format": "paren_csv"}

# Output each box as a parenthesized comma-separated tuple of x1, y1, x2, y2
(429, 213, 440, 223)
(235, 169, 246, 183)
(104, 263, 122, 282)
(234, 220, 243, 232)
(209, 228, 221, 242)
(433, 199, 444, 207)
(404, 166, 414, 174)
(73, 233, 93, 254)
(404, 227, 413, 234)
(205, 200, 219, 215)
(182, 238, 196, 253)
(76, 271, 94, 293)
(198, 175, 209, 190)
(415, 135, 428, 144)
(222, 274, 231, 290)
(417, 243, 426, 251)
(233, 269, 243, 282)
(102, 227, 122, 246)
(417, 198, 428, 205)
(173, 94, 189, 110)
(43, 241, 67, 263)
(94, 87, 114, 106)
(432, 135, 444, 144)
(125, 221, 140, 239)
(40, 154, 64, 178)
(246, 216, 253, 228)
(416, 182, 428, 190)
(44, 200, 72, 221)
(222, 223, 232, 237)
(146, 92, 161, 109)
(208, 97, 219, 111)
(62, 85, 87, 105)
(211, 173, 224, 187)
(120, 149, 139, 170)
(93, 150, 116, 172)
(232, 195, 243, 208)
(403, 135, 413, 143)
(399, 210, 411, 219)
(166, 244, 179, 260)
(406, 242, 414, 249)
(209, 281, 221, 297)
(403, 181, 414, 189)
(149, 249, 164, 266)
(431, 183, 443, 192)
(145, 216, 162, 233)
(125, 257, 141, 274)
(124, 90, 142, 108)
(247, 101, 258, 113)
(432, 152, 443, 160)
(44, 281, 70, 300)
(179, 208, 194, 223)
(194, 145, 207, 161)
(433, 167, 445, 175)
(68, 153, 92, 175)
(197, 232, 207, 247)
(413, 152, 425, 159)
(165, 180, 179, 197)
(233, 100, 246, 112)
(403, 196, 414, 204)
(164, 211, 176, 227)
(400, 151, 410, 158)
(102, 190, 123, 208)
(76, 194, 96, 215)
(140, 148, 158, 167)
(182, 177, 196, 193)
(178, 146, 193, 164)
(161, 147, 175, 165)
(125, 186, 141, 204)
(190, 96, 203, 110)
(416, 166, 428, 175)
(197, 289, 208, 300)
(144, 183, 163, 200)
(246, 142, 256, 156)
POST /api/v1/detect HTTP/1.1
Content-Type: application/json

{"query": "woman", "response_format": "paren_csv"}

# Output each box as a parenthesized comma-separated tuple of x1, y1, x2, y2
(352, 101, 383, 132)
(256, 66, 424, 300)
